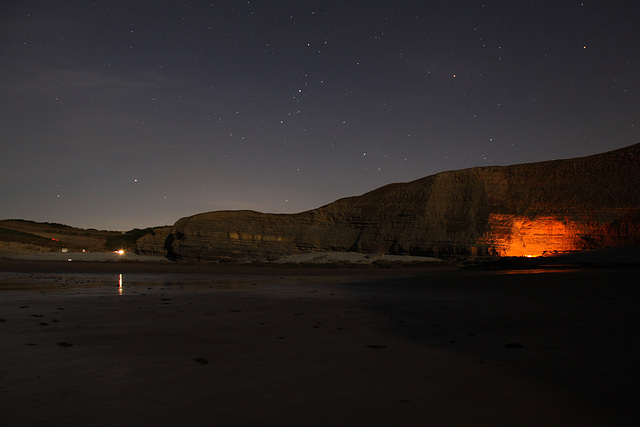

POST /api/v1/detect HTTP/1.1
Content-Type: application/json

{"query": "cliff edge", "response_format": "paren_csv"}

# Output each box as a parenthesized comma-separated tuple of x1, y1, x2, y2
(165, 143, 640, 261)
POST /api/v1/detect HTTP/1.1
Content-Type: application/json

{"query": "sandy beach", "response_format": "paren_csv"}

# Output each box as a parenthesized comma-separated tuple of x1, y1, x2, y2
(1, 256, 639, 426)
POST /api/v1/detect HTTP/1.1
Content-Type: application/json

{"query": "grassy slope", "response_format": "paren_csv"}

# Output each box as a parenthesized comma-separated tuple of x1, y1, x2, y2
(0, 219, 157, 253)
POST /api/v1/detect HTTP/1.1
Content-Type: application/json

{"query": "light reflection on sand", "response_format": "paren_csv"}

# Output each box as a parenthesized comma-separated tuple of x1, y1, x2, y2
(0, 271, 332, 294)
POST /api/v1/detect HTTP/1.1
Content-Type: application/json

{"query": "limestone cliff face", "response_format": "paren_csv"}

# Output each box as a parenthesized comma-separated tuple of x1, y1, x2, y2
(136, 226, 172, 255)
(167, 143, 640, 261)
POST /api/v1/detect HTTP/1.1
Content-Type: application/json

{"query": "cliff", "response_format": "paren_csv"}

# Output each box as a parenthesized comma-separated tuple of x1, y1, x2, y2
(136, 226, 172, 255)
(166, 143, 640, 261)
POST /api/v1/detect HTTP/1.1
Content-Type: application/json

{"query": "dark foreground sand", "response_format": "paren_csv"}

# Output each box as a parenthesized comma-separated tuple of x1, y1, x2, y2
(1, 259, 639, 426)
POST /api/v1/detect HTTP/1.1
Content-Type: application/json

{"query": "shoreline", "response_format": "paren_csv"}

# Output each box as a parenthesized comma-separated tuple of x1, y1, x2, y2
(2, 245, 640, 277)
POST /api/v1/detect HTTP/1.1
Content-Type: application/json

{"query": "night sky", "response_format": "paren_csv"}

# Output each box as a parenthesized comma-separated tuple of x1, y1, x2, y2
(2, 1, 639, 230)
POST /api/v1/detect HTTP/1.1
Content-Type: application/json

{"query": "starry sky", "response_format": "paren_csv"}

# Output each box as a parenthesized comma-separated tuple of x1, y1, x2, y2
(1, 1, 639, 230)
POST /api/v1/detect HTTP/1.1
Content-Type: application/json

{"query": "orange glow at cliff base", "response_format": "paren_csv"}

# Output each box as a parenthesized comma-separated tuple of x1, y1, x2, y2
(487, 215, 582, 257)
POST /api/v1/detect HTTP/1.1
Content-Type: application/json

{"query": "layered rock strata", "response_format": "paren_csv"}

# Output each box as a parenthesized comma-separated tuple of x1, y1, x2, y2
(136, 226, 173, 255)
(166, 143, 640, 261)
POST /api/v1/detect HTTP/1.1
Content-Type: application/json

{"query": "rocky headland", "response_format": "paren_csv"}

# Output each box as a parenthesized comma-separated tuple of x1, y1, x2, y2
(156, 143, 640, 262)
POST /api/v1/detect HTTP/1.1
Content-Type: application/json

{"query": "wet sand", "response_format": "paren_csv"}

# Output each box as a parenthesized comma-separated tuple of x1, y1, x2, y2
(1, 258, 639, 426)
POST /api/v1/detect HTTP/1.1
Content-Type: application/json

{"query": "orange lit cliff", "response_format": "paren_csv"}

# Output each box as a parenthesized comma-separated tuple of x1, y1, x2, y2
(161, 143, 640, 261)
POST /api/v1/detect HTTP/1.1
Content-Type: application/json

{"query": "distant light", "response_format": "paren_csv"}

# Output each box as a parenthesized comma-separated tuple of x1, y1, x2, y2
(115, 249, 125, 255)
